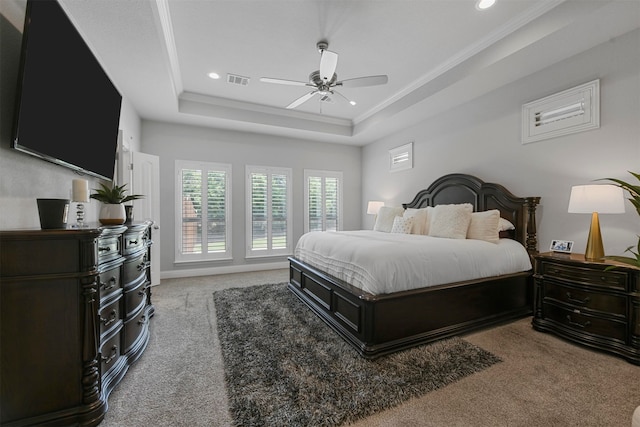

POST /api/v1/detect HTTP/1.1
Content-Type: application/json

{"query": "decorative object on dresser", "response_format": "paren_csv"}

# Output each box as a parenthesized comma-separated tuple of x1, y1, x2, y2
(289, 173, 541, 359)
(532, 252, 640, 365)
(90, 183, 144, 225)
(567, 184, 625, 260)
(36, 198, 70, 229)
(0, 222, 154, 426)
(71, 178, 90, 228)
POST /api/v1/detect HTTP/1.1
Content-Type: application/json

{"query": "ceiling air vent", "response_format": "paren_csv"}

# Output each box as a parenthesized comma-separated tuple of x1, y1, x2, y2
(227, 74, 250, 86)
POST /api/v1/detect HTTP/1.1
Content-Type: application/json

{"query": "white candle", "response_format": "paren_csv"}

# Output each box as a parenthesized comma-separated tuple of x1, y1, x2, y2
(72, 179, 89, 202)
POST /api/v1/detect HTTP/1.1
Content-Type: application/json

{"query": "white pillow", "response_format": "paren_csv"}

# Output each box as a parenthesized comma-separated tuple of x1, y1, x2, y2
(467, 209, 500, 244)
(499, 217, 515, 231)
(373, 206, 405, 232)
(402, 207, 432, 235)
(428, 203, 473, 239)
(391, 216, 413, 234)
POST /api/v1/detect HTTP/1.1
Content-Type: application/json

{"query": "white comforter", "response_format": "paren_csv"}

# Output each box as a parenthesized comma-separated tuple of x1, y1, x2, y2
(294, 230, 532, 295)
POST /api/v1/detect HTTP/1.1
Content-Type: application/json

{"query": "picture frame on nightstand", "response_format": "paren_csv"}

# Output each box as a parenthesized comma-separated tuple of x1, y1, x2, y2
(550, 239, 573, 253)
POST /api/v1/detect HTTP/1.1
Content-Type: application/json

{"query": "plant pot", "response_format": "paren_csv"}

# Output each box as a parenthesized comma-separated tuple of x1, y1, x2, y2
(37, 198, 70, 229)
(99, 203, 126, 225)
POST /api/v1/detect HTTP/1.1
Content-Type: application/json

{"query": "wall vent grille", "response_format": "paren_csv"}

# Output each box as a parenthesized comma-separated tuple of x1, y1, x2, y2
(227, 74, 250, 86)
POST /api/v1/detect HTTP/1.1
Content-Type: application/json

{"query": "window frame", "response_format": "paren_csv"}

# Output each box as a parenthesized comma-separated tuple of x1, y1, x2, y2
(175, 160, 232, 263)
(304, 169, 343, 233)
(245, 165, 293, 258)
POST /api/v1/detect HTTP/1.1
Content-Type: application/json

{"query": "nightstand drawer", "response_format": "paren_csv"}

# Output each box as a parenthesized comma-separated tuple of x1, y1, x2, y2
(541, 261, 627, 291)
(543, 281, 626, 317)
(543, 303, 627, 342)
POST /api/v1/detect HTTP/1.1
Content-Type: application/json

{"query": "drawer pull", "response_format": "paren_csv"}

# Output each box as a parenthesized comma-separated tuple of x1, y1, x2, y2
(137, 315, 148, 326)
(566, 315, 591, 329)
(137, 261, 146, 271)
(128, 239, 139, 245)
(138, 286, 148, 297)
(102, 345, 118, 365)
(98, 246, 111, 253)
(566, 292, 590, 305)
(100, 276, 118, 291)
(101, 276, 117, 291)
(101, 309, 117, 327)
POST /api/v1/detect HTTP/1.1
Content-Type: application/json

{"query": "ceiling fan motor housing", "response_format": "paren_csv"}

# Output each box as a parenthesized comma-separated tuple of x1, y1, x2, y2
(310, 70, 336, 88)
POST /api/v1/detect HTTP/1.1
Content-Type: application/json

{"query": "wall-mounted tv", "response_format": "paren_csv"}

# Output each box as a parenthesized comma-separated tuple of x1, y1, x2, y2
(12, 0, 122, 181)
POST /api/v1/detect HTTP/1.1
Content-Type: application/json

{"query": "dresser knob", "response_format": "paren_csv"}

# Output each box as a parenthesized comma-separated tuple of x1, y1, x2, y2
(100, 309, 117, 327)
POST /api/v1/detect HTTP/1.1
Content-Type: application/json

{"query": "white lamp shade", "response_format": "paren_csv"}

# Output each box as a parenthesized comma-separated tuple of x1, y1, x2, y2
(367, 201, 384, 215)
(72, 179, 90, 203)
(568, 184, 625, 214)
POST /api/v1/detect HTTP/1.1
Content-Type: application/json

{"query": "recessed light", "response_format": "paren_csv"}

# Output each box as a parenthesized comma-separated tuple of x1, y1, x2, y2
(476, 0, 496, 10)
(350, 101, 357, 106)
(208, 72, 220, 79)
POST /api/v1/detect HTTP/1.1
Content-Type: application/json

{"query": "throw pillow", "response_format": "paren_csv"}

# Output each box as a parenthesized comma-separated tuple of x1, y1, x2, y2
(391, 216, 413, 234)
(428, 203, 473, 239)
(373, 206, 405, 232)
(467, 209, 500, 243)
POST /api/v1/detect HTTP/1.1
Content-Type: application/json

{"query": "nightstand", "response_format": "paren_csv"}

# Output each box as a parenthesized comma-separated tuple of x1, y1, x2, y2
(532, 252, 640, 365)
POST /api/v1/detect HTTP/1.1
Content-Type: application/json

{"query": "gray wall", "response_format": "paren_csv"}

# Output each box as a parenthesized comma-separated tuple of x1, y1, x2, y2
(362, 28, 640, 257)
(0, 12, 142, 230)
(140, 121, 362, 276)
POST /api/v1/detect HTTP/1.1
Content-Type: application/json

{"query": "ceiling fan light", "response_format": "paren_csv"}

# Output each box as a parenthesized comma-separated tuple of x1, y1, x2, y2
(476, 0, 496, 10)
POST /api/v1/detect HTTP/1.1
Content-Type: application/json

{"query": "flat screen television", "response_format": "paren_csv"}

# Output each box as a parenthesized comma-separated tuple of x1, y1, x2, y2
(12, 0, 122, 181)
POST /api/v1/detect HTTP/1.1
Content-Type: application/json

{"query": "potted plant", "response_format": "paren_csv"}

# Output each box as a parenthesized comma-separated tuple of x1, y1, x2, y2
(601, 171, 640, 268)
(91, 183, 144, 225)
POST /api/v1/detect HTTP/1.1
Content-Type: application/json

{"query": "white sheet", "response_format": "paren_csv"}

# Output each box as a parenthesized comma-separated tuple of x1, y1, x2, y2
(294, 230, 532, 295)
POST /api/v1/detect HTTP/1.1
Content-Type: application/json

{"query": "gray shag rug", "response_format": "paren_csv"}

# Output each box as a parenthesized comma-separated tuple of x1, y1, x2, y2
(213, 283, 502, 427)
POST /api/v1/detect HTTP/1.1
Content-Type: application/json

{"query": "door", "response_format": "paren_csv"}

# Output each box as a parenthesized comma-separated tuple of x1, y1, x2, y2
(131, 151, 161, 286)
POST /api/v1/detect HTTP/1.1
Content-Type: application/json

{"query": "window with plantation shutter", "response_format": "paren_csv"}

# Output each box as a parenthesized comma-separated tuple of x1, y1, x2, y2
(175, 160, 231, 262)
(246, 166, 292, 257)
(304, 170, 343, 233)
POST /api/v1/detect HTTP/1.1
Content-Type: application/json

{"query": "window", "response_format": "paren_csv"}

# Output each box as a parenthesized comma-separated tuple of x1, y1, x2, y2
(175, 160, 231, 262)
(246, 166, 292, 257)
(304, 170, 343, 233)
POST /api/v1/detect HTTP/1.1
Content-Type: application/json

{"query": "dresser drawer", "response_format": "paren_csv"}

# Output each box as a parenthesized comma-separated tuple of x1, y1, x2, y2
(543, 303, 627, 342)
(123, 230, 147, 255)
(543, 281, 627, 317)
(123, 306, 149, 355)
(98, 265, 121, 300)
(98, 296, 122, 338)
(99, 327, 123, 376)
(541, 261, 627, 291)
(124, 278, 147, 317)
(122, 252, 147, 285)
(97, 236, 121, 263)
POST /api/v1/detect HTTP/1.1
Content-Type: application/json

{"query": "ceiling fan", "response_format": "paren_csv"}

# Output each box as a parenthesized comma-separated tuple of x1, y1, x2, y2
(260, 41, 388, 109)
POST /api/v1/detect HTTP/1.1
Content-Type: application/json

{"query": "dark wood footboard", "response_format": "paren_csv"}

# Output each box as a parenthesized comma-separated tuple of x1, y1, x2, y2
(289, 256, 533, 359)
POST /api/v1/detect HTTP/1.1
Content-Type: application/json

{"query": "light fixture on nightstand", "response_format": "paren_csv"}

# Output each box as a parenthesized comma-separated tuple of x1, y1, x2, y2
(568, 184, 625, 260)
(367, 201, 384, 216)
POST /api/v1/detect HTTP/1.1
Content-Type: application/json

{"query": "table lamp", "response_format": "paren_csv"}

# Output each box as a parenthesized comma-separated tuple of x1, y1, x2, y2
(568, 184, 625, 260)
(72, 178, 90, 228)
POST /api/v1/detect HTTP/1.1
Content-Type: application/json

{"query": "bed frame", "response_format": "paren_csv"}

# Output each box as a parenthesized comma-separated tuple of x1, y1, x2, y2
(288, 173, 541, 358)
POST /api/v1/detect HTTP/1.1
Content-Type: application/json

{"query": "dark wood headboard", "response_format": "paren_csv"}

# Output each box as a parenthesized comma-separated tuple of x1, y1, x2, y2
(402, 173, 541, 253)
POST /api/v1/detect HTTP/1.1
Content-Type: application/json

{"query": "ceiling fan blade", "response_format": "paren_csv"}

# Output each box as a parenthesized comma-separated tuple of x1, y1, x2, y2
(286, 91, 318, 109)
(319, 50, 338, 82)
(338, 75, 388, 88)
(260, 77, 310, 86)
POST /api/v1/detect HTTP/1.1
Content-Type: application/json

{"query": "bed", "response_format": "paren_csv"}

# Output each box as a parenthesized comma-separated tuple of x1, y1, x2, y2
(288, 173, 540, 358)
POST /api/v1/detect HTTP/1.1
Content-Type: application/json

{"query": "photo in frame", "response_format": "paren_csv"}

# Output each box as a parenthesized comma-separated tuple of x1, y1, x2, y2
(550, 239, 573, 253)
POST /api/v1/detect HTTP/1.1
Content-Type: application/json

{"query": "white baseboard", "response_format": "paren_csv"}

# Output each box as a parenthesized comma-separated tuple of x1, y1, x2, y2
(160, 261, 289, 280)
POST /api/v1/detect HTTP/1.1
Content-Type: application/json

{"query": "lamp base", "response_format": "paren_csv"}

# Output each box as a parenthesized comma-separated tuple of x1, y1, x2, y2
(584, 212, 604, 260)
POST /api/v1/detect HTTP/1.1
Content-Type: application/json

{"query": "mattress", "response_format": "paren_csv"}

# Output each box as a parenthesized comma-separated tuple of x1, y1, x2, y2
(294, 230, 532, 295)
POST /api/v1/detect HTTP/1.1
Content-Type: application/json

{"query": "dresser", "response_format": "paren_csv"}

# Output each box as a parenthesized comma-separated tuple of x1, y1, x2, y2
(532, 252, 640, 365)
(0, 222, 154, 426)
